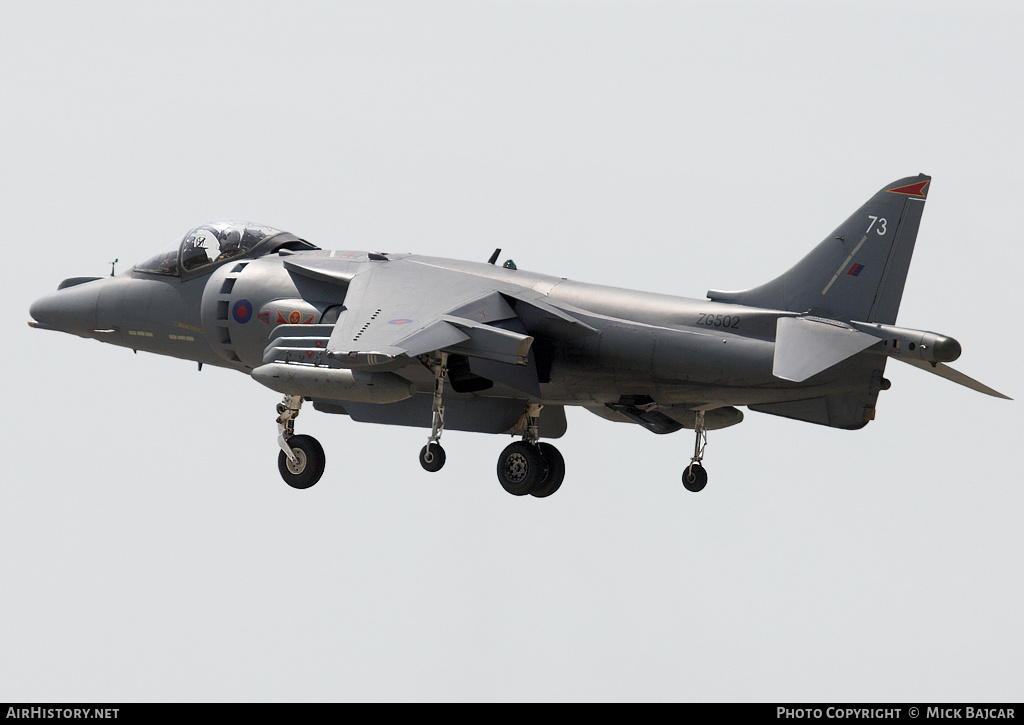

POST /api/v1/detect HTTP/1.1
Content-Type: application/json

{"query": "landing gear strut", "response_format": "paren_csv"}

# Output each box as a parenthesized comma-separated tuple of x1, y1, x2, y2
(496, 403, 566, 497)
(419, 352, 448, 472)
(682, 410, 708, 493)
(276, 394, 325, 489)
(411, 357, 566, 496)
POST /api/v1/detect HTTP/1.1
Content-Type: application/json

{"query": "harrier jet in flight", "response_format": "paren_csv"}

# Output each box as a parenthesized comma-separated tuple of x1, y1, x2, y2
(29, 175, 1009, 496)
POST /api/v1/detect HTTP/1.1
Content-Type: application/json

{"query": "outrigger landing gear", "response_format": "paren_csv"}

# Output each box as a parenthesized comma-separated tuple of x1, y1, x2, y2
(496, 403, 566, 497)
(276, 394, 326, 489)
(419, 352, 448, 472)
(682, 410, 708, 493)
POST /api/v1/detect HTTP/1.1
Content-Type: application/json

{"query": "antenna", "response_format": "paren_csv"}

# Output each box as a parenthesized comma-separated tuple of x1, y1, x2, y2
(110, 258, 119, 277)
(487, 248, 501, 265)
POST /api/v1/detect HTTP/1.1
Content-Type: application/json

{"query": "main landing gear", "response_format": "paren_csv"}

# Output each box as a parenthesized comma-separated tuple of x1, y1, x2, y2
(682, 410, 709, 493)
(270, 359, 566, 497)
(276, 394, 326, 489)
(271, 390, 702, 495)
(495, 404, 566, 498)
(416, 353, 565, 497)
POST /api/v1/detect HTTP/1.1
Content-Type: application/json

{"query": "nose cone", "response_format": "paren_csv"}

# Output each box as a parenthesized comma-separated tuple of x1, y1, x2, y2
(29, 279, 102, 336)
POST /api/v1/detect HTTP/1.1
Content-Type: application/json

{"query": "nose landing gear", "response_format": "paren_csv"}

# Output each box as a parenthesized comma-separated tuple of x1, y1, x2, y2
(276, 394, 326, 489)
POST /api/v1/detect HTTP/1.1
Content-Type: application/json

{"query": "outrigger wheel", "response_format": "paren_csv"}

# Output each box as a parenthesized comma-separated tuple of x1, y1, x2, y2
(419, 352, 448, 473)
(682, 462, 708, 493)
(682, 410, 709, 493)
(419, 442, 446, 472)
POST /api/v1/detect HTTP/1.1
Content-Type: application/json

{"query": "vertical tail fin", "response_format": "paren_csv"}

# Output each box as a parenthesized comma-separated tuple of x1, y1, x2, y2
(708, 175, 930, 324)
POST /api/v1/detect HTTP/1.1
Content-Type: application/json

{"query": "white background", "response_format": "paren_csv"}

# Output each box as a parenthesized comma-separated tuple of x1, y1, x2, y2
(2, 1, 1020, 702)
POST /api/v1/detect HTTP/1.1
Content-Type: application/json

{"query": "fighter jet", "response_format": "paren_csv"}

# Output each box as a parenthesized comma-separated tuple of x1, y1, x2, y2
(28, 175, 1009, 495)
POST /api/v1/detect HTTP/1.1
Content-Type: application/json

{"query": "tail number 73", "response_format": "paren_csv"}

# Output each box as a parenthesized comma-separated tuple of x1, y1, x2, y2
(867, 216, 887, 235)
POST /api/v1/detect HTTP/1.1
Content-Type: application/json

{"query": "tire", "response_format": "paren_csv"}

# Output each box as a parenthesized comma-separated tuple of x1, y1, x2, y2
(496, 441, 548, 496)
(531, 442, 565, 498)
(419, 442, 446, 472)
(682, 462, 708, 493)
(278, 434, 326, 489)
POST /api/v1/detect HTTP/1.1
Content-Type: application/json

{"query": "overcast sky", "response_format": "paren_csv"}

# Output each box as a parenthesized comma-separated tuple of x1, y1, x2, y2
(2, 1, 1021, 702)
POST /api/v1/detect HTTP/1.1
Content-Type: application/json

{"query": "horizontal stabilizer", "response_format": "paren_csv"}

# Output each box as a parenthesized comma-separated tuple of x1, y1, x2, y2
(894, 357, 1011, 400)
(773, 316, 880, 382)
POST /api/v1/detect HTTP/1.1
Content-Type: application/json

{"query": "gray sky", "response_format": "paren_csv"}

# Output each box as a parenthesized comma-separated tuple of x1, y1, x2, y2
(2, 0, 1020, 702)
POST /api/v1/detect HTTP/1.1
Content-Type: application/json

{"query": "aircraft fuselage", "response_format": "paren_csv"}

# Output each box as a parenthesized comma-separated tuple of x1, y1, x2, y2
(30, 176, 1006, 494)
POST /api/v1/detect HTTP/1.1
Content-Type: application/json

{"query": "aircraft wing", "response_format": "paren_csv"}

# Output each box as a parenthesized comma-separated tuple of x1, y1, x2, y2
(324, 258, 535, 367)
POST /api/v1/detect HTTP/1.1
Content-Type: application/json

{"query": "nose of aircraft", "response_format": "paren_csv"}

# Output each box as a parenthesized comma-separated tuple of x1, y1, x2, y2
(29, 278, 103, 335)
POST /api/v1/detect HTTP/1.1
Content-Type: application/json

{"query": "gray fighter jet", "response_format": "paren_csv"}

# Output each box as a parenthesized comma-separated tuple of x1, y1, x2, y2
(28, 175, 1009, 495)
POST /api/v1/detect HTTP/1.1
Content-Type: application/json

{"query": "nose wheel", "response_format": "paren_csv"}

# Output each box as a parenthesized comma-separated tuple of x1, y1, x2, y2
(276, 395, 326, 489)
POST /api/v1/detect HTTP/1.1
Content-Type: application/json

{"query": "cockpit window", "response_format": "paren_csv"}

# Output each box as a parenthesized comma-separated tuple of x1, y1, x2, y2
(135, 220, 285, 277)
(136, 247, 180, 276)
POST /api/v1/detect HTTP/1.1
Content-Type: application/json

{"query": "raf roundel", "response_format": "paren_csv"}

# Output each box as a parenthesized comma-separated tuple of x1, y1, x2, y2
(232, 299, 253, 324)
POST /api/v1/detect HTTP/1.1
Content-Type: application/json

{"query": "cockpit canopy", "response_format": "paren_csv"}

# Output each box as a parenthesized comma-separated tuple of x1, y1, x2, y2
(135, 220, 303, 277)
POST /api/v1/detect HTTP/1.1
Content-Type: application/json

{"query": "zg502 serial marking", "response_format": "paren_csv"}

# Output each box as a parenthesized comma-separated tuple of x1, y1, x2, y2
(696, 313, 740, 328)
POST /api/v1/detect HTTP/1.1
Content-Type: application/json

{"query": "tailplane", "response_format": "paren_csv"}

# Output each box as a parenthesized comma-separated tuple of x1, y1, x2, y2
(708, 174, 931, 324)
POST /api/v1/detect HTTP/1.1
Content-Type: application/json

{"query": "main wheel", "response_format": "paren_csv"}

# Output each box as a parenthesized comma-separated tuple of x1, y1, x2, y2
(419, 442, 446, 472)
(278, 434, 326, 489)
(682, 462, 708, 493)
(496, 441, 548, 496)
(531, 442, 565, 498)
